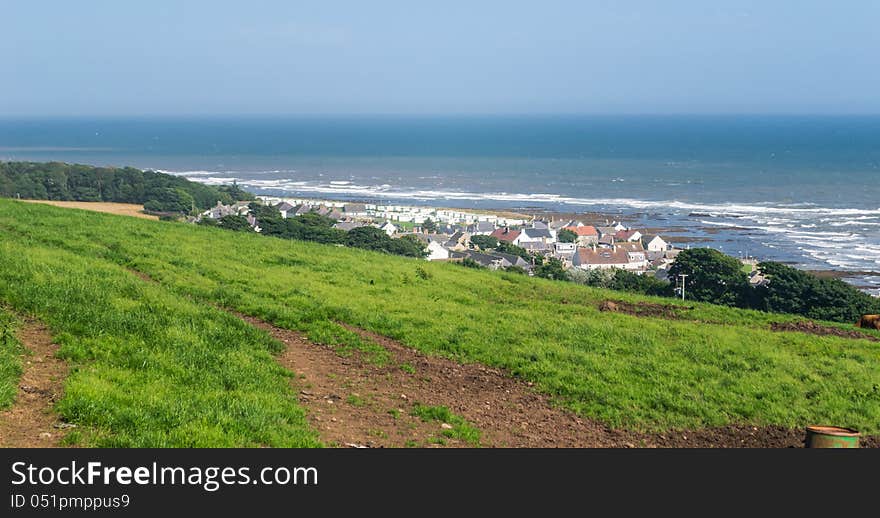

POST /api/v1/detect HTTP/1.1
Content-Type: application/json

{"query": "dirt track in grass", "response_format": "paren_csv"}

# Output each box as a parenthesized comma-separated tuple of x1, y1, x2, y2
(239, 313, 880, 448)
(770, 321, 880, 342)
(0, 318, 69, 447)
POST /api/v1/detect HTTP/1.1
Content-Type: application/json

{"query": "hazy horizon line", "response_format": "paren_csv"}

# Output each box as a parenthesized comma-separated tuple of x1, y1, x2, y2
(3, 112, 880, 120)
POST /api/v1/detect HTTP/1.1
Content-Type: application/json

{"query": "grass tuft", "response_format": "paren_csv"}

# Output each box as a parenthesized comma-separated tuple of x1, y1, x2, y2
(410, 403, 481, 446)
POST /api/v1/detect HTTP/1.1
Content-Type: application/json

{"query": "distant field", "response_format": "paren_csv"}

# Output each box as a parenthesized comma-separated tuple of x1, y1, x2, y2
(17, 200, 158, 220)
(0, 198, 879, 446)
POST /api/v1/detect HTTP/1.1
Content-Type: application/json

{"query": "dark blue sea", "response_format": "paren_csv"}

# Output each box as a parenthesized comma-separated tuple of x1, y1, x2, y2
(1, 115, 878, 293)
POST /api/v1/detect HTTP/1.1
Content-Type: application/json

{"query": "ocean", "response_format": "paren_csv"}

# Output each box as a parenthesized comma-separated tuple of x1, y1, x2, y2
(1, 115, 878, 293)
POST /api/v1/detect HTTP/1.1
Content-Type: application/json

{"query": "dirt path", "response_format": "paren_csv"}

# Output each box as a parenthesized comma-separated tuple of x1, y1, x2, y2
(244, 313, 588, 447)
(242, 314, 880, 448)
(0, 319, 69, 447)
(243, 313, 626, 447)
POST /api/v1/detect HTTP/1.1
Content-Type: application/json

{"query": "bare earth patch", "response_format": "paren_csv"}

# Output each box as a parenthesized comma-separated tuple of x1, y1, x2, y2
(0, 318, 69, 447)
(770, 321, 880, 342)
(598, 299, 693, 319)
(18, 200, 158, 220)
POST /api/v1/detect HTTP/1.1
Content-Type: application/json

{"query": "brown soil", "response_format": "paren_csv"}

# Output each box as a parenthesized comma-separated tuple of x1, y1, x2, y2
(0, 318, 70, 447)
(637, 425, 879, 448)
(599, 299, 693, 319)
(770, 321, 880, 342)
(238, 312, 879, 448)
(242, 312, 624, 448)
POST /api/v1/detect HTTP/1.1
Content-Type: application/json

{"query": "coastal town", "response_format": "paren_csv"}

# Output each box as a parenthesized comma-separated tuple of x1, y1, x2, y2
(195, 195, 768, 286)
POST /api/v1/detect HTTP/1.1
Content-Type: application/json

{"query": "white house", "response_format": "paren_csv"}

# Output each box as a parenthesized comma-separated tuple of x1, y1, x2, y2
(645, 235, 669, 252)
(380, 222, 397, 236)
(275, 202, 296, 218)
(553, 242, 576, 254)
(519, 227, 555, 245)
(625, 250, 649, 270)
(572, 244, 648, 272)
(572, 246, 630, 270)
(553, 242, 576, 263)
(426, 240, 450, 261)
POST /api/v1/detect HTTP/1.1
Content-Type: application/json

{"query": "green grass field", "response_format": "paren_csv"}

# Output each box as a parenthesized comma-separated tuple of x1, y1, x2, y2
(1, 198, 879, 445)
(0, 308, 23, 410)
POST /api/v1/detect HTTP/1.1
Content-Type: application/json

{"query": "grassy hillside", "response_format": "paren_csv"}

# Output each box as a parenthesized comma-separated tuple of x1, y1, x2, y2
(0, 204, 319, 446)
(1, 198, 879, 443)
(0, 309, 23, 409)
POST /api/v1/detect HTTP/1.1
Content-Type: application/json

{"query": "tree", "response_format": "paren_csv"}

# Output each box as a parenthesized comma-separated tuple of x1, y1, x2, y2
(296, 212, 336, 228)
(346, 226, 389, 249)
(344, 227, 427, 258)
(217, 215, 251, 232)
(567, 268, 613, 287)
(533, 257, 567, 280)
(557, 228, 578, 243)
(143, 188, 195, 214)
(470, 235, 498, 250)
(608, 270, 672, 297)
(422, 218, 437, 233)
(666, 248, 750, 306)
(285, 214, 345, 244)
(218, 181, 256, 202)
(754, 261, 880, 323)
(0, 161, 244, 210)
(391, 234, 429, 258)
(248, 201, 280, 219)
(254, 216, 288, 237)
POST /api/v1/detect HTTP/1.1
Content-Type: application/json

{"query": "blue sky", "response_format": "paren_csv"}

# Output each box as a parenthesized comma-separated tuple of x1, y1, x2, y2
(2, 1, 878, 116)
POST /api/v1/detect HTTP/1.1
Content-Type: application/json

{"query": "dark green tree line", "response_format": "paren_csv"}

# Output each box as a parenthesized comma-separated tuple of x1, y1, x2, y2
(0, 161, 253, 213)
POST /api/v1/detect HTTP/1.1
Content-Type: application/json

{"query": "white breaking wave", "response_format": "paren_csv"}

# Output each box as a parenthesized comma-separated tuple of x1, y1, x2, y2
(156, 169, 222, 177)
(831, 220, 880, 227)
(179, 173, 880, 217)
(154, 168, 297, 177)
